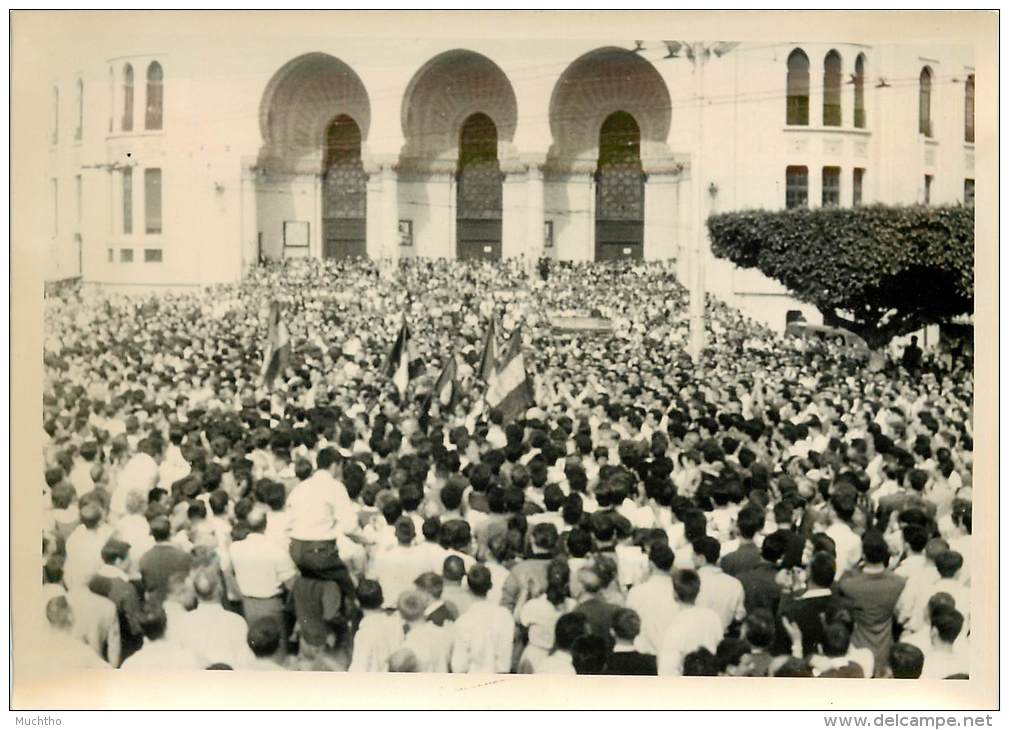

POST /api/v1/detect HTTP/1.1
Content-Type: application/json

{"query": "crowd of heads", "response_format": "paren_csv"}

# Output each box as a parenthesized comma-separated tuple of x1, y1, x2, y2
(40, 257, 973, 677)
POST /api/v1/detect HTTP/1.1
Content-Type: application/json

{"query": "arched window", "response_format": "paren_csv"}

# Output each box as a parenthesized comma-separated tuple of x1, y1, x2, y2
(965, 74, 974, 143)
(786, 49, 810, 126)
(919, 67, 932, 137)
(146, 61, 163, 130)
(51, 85, 59, 144)
(122, 63, 134, 132)
(823, 51, 842, 126)
(854, 54, 866, 128)
(75, 78, 83, 140)
(108, 67, 114, 132)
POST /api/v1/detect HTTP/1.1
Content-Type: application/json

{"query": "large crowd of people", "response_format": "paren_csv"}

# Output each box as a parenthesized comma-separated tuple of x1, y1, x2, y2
(39, 257, 974, 678)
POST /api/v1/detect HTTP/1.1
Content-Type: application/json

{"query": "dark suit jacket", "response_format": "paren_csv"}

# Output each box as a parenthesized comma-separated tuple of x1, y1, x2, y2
(739, 561, 783, 614)
(605, 650, 658, 676)
(777, 591, 851, 657)
(575, 597, 622, 643)
(721, 543, 761, 578)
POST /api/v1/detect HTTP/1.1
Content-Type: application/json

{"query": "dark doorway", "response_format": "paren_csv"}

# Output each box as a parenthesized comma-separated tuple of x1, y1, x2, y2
(595, 111, 644, 261)
(322, 114, 367, 260)
(456, 113, 502, 261)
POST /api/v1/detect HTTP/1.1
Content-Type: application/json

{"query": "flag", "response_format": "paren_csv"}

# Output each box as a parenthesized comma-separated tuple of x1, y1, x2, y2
(383, 319, 424, 398)
(486, 325, 534, 422)
(477, 314, 499, 381)
(260, 301, 291, 386)
(423, 354, 458, 416)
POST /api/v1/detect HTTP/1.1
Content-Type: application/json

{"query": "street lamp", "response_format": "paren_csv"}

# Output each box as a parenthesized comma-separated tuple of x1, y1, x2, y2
(666, 41, 738, 363)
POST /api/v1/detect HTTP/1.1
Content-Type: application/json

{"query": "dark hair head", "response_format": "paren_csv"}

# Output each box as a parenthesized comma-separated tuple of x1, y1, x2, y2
(809, 551, 836, 589)
(861, 530, 890, 566)
(682, 647, 720, 677)
(737, 504, 766, 539)
(889, 642, 925, 679)
(442, 555, 466, 582)
(571, 634, 609, 675)
(935, 550, 964, 579)
(356, 579, 384, 610)
(138, 603, 168, 641)
(466, 564, 493, 597)
(247, 617, 281, 658)
(612, 608, 642, 641)
(931, 607, 965, 644)
(821, 622, 851, 657)
(649, 543, 675, 572)
(554, 612, 590, 652)
(743, 608, 776, 649)
(672, 569, 701, 604)
(148, 515, 172, 542)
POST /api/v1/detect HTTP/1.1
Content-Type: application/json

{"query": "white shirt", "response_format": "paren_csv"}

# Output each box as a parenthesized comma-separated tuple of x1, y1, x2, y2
(921, 646, 970, 679)
(450, 597, 515, 674)
(63, 523, 115, 590)
(401, 621, 453, 673)
(825, 521, 862, 580)
(656, 605, 724, 676)
(625, 573, 679, 655)
(370, 544, 434, 609)
(120, 639, 203, 672)
(174, 602, 256, 669)
(286, 470, 356, 541)
(348, 612, 404, 672)
(696, 564, 746, 631)
(229, 533, 297, 599)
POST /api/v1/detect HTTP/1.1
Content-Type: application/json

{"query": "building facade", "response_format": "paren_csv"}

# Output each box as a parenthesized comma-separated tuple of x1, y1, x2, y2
(41, 29, 975, 326)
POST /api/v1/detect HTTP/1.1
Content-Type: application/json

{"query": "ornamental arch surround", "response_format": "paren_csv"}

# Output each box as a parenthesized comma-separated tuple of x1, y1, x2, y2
(399, 49, 519, 171)
(547, 47, 674, 173)
(258, 52, 372, 174)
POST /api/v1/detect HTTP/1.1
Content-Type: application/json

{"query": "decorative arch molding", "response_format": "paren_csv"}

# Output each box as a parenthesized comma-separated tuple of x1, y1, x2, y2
(548, 47, 673, 173)
(258, 53, 371, 174)
(400, 49, 519, 171)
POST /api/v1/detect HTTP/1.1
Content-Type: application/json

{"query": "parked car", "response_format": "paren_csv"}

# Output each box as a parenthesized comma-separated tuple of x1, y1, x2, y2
(784, 321, 870, 359)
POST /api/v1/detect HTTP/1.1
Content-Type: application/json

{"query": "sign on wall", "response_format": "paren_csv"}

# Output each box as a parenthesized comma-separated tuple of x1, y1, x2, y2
(399, 220, 413, 247)
(283, 220, 310, 249)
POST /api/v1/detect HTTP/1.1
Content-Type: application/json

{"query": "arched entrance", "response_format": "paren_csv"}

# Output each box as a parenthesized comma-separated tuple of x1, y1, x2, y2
(400, 49, 518, 260)
(322, 114, 367, 259)
(257, 53, 371, 261)
(595, 111, 644, 261)
(548, 47, 674, 261)
(456, 113, 502, 261)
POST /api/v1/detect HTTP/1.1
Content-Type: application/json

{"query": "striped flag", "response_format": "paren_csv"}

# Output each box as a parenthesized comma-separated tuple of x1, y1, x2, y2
(423, 354, 458, 416)
(382, 320, 424, 398)
(477, 314, 499, 382)
(260, 301, 291, 386)
(486, 325, 534, 422)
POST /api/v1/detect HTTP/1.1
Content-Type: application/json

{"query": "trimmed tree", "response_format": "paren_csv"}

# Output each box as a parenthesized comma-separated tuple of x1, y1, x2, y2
(707, 204, 974, 348)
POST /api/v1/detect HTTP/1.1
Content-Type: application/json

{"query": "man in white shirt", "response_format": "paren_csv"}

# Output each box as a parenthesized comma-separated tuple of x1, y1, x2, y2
(175, 569, 255, 669)
(370, 517, 431, 609)
(120, 603, 202, 671)
(920, 607, 969, 679)
(450, 565, 514, 674)
(625, 544, 679, 655)
(111, 438, 161, 521)
(65, 584, 121, 667)
(824, 491, 862, 580)
(397, 591, 453, 673)
(285, 448, 358, 603)
(62, 501, 115, 590)
(693, 536, 746, 632)
(657, 569, 724, 676)
(36, 596, 110, 672)
(229, 506, 297, 657)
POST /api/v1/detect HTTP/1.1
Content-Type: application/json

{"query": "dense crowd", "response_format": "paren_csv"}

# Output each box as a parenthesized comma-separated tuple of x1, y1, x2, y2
(39, 257, 973, 678)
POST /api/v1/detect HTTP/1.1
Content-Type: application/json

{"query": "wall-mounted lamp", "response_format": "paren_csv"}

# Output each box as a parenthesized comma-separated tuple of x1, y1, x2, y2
(213, 182, 226, 194)
(708, 182, 719, 197)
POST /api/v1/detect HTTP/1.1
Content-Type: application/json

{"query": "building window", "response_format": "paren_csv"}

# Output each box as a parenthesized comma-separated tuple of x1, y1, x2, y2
(51, 179, 58, 236)
(964, 178, 974, 206)
(122, 63, 134, 132)
(107, 248, 114, 263)
(919, 67, 933, 137)
(965, 74, 974, 143)
(74, 79, 83, 140)
(853, 168, 865, 206)
(120, 248, 133, 263)
(145, 168, 162, 234)
(822, 166, 841, 207)
(108, 67, 114, 133)
(854, 55, 866, 128)
(786, 49, 810, 126)
(924, 174, 933, 204)
(51, 86, 59, 144)
(823, 51, 842, 127)
(785, 166, 808, 209)
(122, 167, 133, 234)
(146, 61, 163, 130)
(75, 174, 82, 224)
(144, 248, 163, 263)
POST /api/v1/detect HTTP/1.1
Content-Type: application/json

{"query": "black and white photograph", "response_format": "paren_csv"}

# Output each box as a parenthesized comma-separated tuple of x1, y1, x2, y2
(9, 9, 998, 712)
